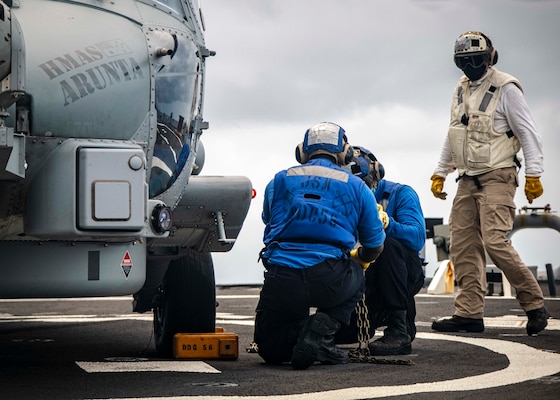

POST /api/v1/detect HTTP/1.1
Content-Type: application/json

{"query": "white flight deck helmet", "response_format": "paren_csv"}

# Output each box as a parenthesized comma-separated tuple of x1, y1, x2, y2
(454, 31, 498, 81)
(295, 122, 353, 165)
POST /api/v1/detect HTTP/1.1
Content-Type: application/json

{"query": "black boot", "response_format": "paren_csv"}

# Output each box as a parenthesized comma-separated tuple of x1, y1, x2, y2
(526, 306, 549, 335)
(291, 312, 348, 370)
(318, 328, 349, 366)
(368, 310, 412, 356)
(431, 315, 484, 332)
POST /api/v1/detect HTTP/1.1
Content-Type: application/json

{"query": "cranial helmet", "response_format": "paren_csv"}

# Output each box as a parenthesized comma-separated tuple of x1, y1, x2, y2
(453, 31, 498, 80)
(295, 122, 353, 165)
(347, 146, 385, 189)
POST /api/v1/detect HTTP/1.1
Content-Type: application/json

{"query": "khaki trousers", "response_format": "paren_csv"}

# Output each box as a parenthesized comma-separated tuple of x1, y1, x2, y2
(449, 167, 544, 319)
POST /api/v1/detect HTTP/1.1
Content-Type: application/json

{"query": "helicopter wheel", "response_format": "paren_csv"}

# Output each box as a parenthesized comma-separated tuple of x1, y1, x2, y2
(153, 248, 216, 358)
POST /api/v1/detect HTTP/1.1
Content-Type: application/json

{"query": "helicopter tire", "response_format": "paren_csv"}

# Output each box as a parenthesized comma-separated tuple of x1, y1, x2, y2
(153, 248, 216, 357)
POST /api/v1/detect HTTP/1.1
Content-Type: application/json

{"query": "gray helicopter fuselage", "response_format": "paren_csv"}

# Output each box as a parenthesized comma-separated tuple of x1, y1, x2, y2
(0, 0, 252, 299)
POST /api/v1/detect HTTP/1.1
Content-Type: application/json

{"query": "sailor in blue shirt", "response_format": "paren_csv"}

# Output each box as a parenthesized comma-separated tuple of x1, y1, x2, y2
(254, 123, 385, 370)
(336, 146, 426, 356)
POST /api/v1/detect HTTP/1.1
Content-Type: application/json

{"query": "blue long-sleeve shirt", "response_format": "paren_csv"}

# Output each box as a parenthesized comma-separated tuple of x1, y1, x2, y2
(375, 179, 426, 252)
(261, 158, 385, 268)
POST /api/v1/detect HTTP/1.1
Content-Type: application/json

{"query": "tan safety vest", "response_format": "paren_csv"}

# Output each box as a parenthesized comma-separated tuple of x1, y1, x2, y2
(448, 68, 522, 176)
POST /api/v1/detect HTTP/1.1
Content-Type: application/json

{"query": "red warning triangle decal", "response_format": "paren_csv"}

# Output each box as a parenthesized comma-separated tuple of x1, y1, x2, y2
(121, 251, 133, 278)
(122, 251, 133, 266)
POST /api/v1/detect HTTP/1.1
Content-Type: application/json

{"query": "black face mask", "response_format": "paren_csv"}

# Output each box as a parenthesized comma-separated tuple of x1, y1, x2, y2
(462, 64, 487, 81)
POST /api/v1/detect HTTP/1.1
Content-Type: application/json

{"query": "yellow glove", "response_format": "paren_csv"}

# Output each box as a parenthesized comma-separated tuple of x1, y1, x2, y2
(430, 174, 447, 200)
(377, 204, 389, 229)
(350, 248, 371, 271)
(525, 176, 543, 204)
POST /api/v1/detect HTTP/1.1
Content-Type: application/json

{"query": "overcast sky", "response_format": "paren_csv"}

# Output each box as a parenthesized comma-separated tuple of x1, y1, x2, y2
(197, 0, 560, 285)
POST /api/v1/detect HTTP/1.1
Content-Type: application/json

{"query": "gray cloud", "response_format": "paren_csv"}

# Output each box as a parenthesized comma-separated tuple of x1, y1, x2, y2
(200, 0, 560, 284)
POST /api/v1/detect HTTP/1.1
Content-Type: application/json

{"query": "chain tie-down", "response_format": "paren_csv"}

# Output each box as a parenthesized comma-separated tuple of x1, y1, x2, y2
(348, 294, 414, 366)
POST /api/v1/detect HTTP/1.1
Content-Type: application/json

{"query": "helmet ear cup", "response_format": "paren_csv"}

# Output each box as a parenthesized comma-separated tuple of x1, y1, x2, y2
(360, 161, 385, 189)
(295, 143, 309, 164)
(478, 31, 497, 66)
(297, 143, 350, 165)
(337, 143, 353, 165)
(490, 48, 498, 66)
(373, 161, 385, 181)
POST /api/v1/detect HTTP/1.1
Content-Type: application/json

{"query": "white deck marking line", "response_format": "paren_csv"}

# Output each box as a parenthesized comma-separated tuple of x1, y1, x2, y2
(0, 294, 260, 303)
(416, 293, 560, 301)
(217, 295, 261, 299)
(76, 361, 220, 374)
(0, 314, 153, 323)
(0, 293, 557, 303)
(87, 332, 560, 400)
(2, 313, 559, 330)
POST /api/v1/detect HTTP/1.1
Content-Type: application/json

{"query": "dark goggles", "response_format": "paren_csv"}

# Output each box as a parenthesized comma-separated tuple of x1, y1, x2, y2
(454, 53, 488, 69)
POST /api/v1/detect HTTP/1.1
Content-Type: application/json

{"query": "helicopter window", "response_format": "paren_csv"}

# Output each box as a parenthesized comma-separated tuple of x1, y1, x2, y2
(153, 0, 184, 15)
(145, 1, 198, 35)
(149, 32, 200, 197)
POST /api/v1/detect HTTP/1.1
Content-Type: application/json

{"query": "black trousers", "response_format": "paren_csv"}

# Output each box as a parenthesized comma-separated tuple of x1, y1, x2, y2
(254, 258, 365, 364)
(336, 236, 425, 343)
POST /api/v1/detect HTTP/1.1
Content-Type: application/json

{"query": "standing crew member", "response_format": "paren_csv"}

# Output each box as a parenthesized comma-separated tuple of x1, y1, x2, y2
(430, 31, 549, 335)
(254, 122, 385, 370)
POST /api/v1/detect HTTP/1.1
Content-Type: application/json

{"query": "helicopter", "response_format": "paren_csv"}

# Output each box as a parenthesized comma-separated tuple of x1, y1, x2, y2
(0, 0, 253, 357)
